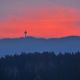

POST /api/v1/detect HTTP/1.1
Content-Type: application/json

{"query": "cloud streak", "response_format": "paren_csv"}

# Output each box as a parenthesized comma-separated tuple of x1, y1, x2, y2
(0, 0, 80, 19)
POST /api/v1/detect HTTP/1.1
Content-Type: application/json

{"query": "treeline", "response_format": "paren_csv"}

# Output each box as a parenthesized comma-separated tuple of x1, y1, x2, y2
(0, 52, 80, 80)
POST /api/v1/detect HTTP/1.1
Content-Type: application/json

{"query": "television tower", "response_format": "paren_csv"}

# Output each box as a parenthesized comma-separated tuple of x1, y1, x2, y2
(24, 30, 27, 38)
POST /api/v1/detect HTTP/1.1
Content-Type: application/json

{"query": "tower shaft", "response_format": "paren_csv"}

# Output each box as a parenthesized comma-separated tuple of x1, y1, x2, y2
(24, 30, 27, 38)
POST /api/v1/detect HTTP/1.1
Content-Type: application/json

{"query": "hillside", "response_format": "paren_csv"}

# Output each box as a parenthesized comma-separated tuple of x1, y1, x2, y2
(0, 52, 80, 80)
(0, 36, 80, 56)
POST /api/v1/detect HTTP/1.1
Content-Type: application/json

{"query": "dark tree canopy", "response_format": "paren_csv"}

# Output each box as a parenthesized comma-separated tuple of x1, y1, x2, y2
(0, 52, 80, 80)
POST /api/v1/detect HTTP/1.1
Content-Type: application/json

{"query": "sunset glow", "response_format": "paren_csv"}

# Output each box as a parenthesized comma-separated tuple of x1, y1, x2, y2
(0, 0, 80, 38)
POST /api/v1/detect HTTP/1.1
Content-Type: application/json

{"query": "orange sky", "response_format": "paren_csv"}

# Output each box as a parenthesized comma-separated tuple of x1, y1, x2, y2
(0, 6, 80, 38)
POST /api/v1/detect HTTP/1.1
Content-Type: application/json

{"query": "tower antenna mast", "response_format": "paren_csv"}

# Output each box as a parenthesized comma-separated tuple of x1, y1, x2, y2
(24, 30, 27, 38)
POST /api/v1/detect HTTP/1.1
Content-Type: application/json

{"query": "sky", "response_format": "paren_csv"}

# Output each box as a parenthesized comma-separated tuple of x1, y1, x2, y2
(0, 0, 80, 38)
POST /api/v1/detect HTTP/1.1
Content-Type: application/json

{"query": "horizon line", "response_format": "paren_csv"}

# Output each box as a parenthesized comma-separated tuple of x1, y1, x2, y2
(0, 35, 80, 39)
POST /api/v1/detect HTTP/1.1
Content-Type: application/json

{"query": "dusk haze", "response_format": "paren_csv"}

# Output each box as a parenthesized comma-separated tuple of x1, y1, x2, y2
(0, 0, 80, 80)
(0, 0, 80, 38)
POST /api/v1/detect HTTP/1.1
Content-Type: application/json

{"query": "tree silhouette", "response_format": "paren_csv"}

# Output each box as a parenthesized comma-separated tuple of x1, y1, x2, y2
(0, 52, 80, 80)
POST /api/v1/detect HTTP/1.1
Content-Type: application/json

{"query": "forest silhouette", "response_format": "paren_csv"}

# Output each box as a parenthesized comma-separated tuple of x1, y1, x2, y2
(0, 52, 80, 80)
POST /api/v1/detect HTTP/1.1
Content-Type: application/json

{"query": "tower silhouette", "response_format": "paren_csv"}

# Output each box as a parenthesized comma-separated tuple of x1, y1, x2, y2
(24, 30, 27, 38)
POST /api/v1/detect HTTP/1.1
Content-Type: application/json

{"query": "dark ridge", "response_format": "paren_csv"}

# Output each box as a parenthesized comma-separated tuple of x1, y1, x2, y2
(0, 36, 80, 56)
(0, 52, 80, 80)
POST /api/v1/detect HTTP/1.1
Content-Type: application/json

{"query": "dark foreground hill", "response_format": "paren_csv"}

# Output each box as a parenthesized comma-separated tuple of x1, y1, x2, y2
(0, 36, 80, 56)
(0, 52, 80, 80)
